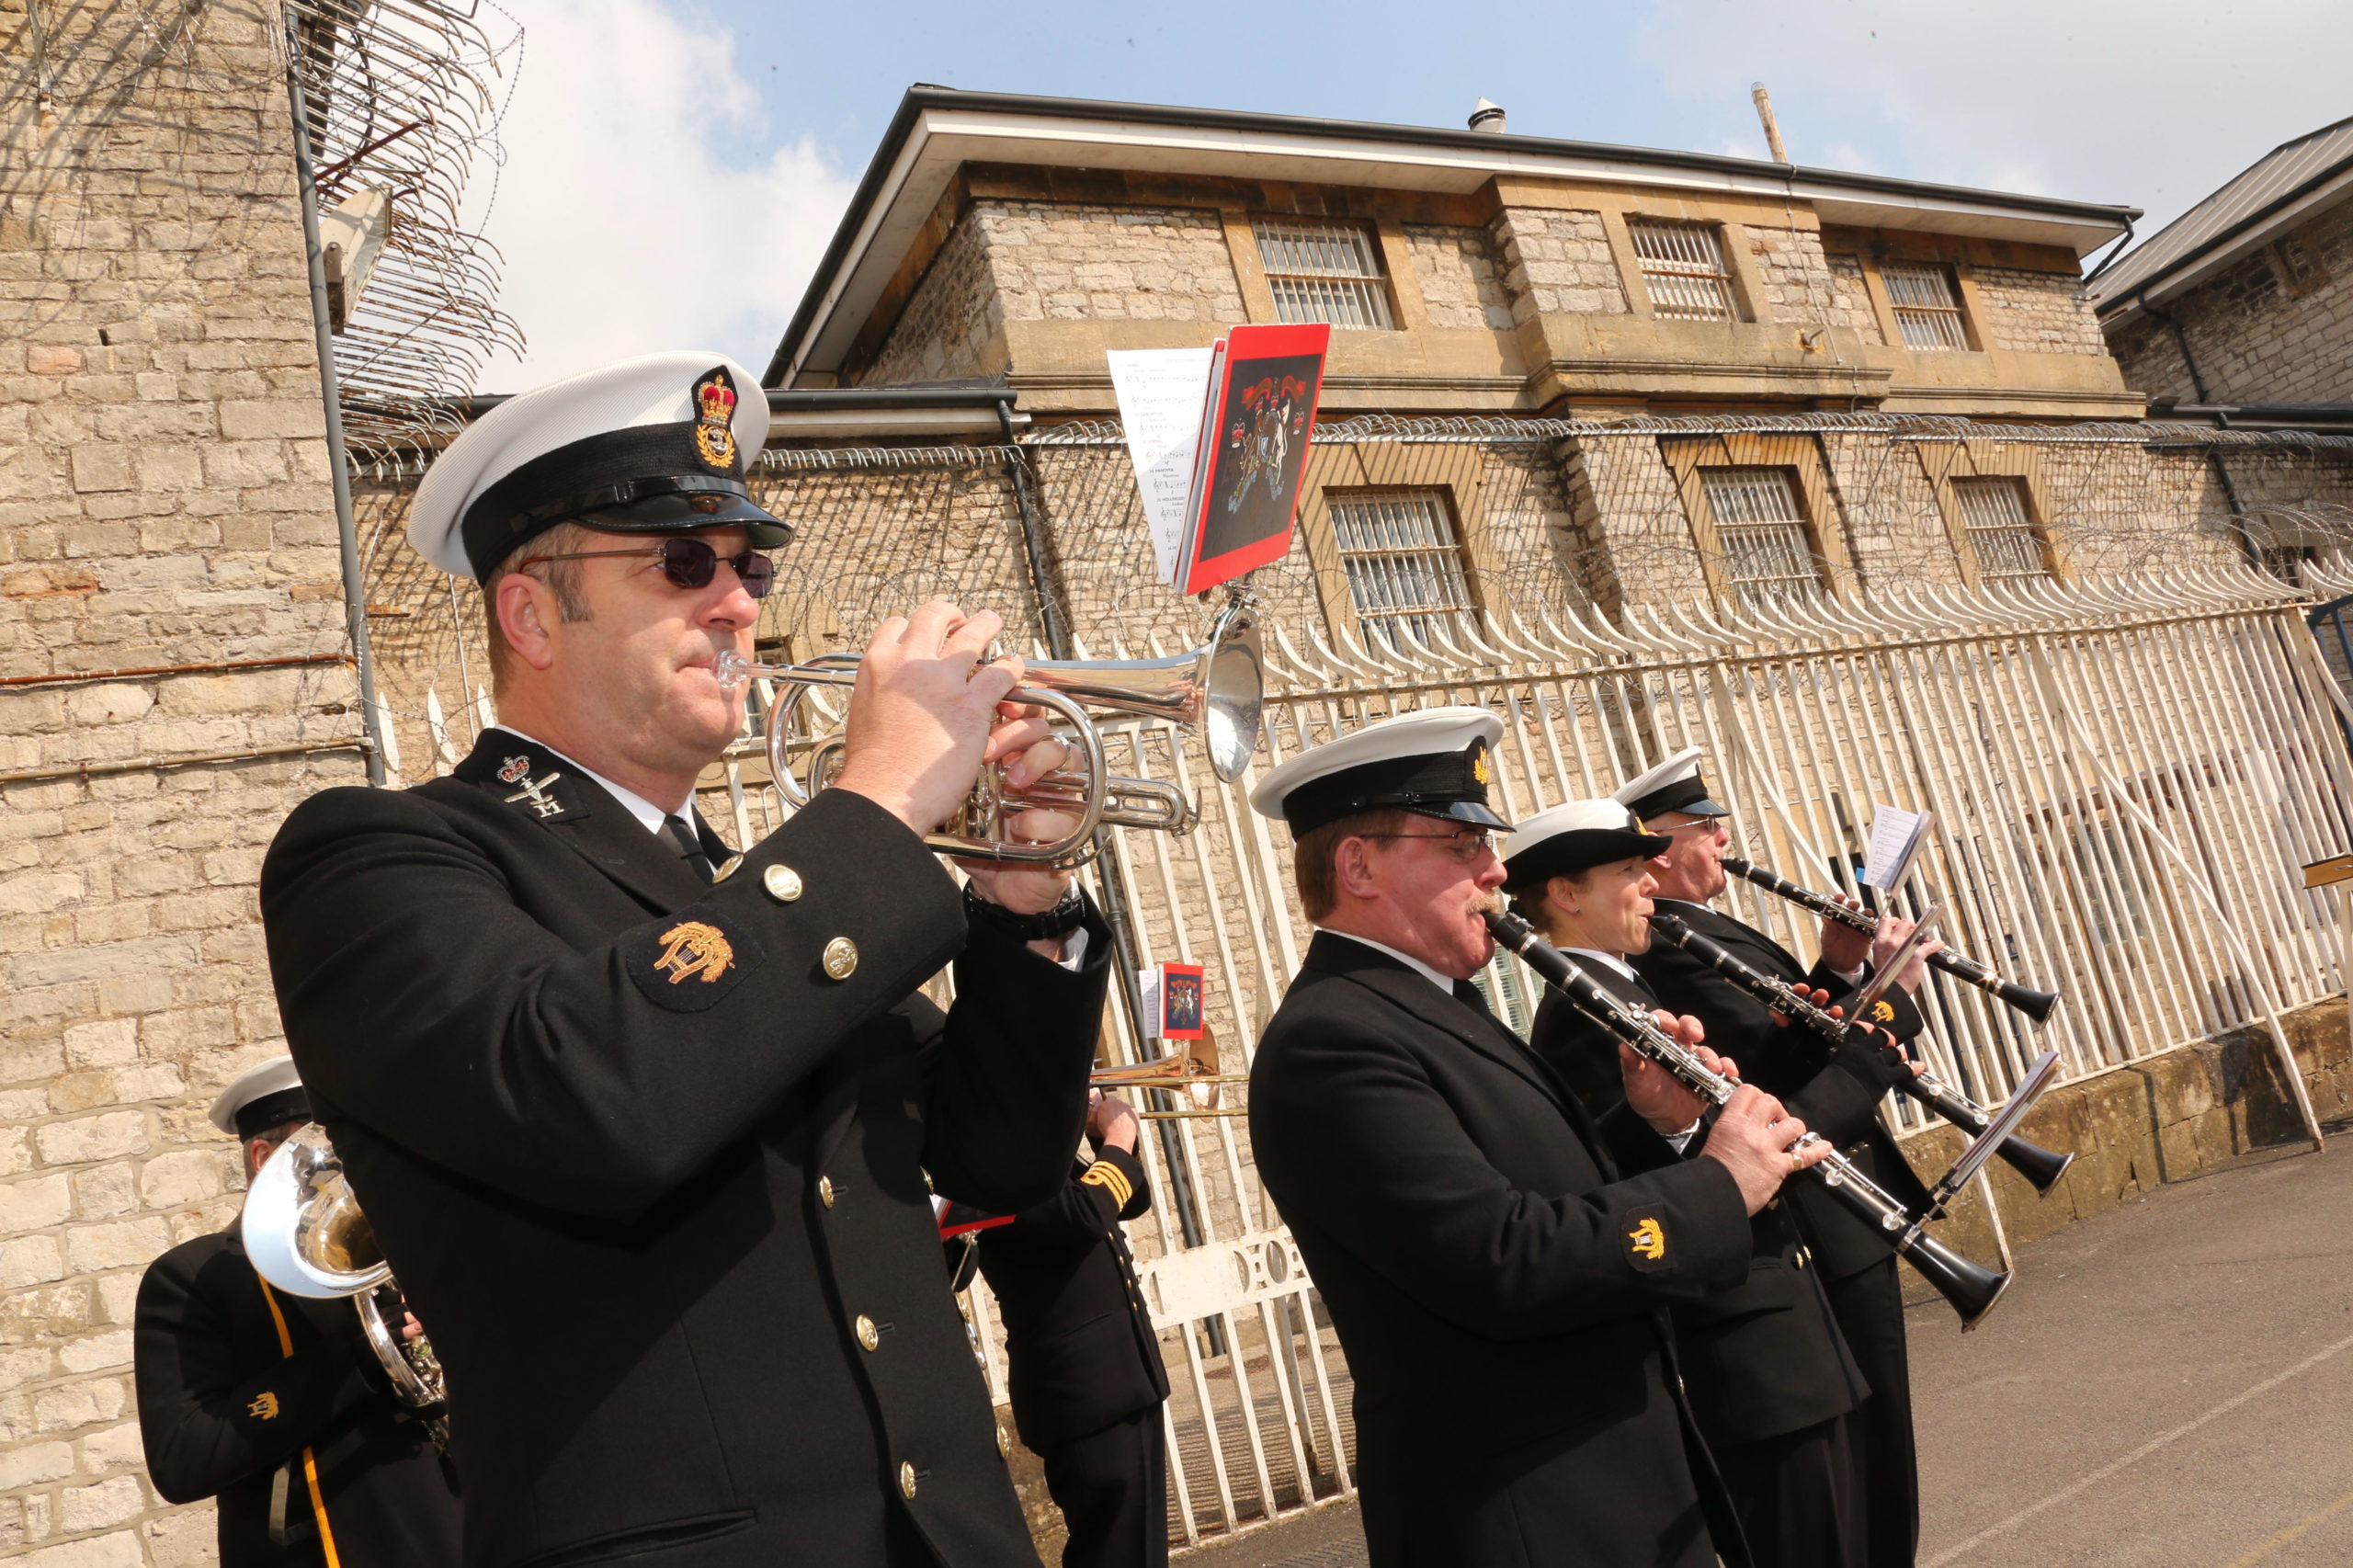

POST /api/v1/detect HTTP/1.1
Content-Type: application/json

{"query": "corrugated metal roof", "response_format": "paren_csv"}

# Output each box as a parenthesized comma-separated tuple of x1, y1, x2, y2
(2091, 114, 2353, 312)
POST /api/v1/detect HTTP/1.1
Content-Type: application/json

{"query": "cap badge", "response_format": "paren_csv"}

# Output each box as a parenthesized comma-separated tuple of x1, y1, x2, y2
(692, 365, 739, 471)
(653, 920, 734, 985)
(1472, 745, 1491, 787)
(496, 756, 533, 785)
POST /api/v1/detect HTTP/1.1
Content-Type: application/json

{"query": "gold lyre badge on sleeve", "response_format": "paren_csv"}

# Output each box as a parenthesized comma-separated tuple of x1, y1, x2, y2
(248, 1392, 280, 1419)
(654, 921, 734, 985)
(1628, 1217, 1666, 1263)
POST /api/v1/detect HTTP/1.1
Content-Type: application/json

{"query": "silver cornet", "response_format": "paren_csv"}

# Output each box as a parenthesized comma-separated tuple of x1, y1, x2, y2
(243, 1124, 449, 1449)
(715, 591, 1263, 868)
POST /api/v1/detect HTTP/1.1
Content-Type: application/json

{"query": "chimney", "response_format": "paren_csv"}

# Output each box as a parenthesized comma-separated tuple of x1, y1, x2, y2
(1468, 97, 1507, 134)
(1751, 82, 1789, 164)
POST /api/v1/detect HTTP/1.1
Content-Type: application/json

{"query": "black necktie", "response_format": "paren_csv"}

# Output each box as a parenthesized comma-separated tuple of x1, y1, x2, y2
(663, 813, 718, 882)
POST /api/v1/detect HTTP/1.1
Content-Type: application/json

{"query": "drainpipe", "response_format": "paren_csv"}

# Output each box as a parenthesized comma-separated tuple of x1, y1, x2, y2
(2139, 292, 2260, 568)
(283, 6, 387, 785)
(993, 403, 1208, 1253)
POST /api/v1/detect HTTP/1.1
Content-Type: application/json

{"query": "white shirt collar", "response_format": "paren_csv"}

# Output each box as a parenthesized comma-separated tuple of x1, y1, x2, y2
(1322, 928, 1458, 994)
(1560, 946, 1639, 983)
(490, 724, 677, 836)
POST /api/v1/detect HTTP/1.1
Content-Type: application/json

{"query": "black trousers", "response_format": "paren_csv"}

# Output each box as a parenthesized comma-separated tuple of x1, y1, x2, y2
(1824, 1259, 1918, 1568)
(1712, 1415, 1865, 1568)
(1040, 1409, 1168, 1568)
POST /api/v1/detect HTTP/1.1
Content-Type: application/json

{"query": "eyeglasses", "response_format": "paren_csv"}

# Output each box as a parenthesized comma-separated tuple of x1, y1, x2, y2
(517, 538, 776, 598)
(1358, 829, 1497, 864)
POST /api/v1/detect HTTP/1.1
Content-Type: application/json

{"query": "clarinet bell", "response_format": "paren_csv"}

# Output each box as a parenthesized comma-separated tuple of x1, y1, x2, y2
(1904, 1230, 2013, 1331)
(1998, 1133, 2075, 1195)
(1991, 977, 2062, 1025)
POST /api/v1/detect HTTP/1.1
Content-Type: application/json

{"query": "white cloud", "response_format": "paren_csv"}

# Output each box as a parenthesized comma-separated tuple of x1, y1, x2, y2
(464, 0, 857, 392)
(1633, 0, 2353, 242)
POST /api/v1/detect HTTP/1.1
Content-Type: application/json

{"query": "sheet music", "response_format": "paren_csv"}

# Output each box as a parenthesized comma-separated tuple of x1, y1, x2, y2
(1862, 803, 1931, 890)
(1107, 347, 1216, 583)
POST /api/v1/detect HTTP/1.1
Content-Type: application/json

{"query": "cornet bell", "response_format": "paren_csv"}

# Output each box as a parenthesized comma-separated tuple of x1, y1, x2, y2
(243, 1123, 391, 1299)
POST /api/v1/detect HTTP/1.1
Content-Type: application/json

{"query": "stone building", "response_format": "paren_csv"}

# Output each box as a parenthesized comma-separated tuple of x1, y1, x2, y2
(2095, 115, 2353, 412)
(747, 88, 2353, 666)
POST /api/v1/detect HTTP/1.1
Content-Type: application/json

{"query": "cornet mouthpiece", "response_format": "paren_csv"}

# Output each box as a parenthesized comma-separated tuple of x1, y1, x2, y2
(711, 651, 750, 691)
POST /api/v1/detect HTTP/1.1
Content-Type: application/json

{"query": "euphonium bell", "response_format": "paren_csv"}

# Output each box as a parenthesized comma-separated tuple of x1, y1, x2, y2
(716, 590, 1264, 868)
(244, 1124, 449, 1445)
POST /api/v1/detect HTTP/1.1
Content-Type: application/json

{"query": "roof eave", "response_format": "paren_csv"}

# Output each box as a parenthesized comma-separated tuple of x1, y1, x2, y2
(767, 87, 2138, 388)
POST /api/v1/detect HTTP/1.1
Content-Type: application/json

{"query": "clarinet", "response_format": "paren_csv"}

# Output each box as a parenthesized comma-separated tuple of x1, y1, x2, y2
(1720, 855, 2061, 1025)
(1484, 906, 2011, 1329)
(1646, 912, 2074, 1194)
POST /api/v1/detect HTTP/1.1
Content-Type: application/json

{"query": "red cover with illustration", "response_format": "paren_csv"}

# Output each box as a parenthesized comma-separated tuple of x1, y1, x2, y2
(1176, 322, 1329, 595)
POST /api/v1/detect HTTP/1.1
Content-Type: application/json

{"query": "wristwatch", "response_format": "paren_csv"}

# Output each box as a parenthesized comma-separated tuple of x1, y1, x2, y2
(963, 884, 1086, 941)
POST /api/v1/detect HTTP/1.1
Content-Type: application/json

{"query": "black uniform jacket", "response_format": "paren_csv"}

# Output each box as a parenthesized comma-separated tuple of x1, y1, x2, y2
(1529, 964, 1867, 1449)
(259, 730, 1112, 1568)
(135, 1229, 461, 1568)
(1631, 900, 1928, 1282)
(1250, 931, 1756, 1568)
(978, 1145, 1170, 1452)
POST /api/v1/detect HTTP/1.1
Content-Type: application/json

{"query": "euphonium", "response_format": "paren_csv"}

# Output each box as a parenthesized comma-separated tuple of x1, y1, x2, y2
(244, 1124, 449, 1449)
(716, 591, 1263, 869)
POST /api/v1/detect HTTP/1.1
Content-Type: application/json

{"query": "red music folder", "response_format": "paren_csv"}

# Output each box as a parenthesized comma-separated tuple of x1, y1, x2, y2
(1175, 323, 1330, 596)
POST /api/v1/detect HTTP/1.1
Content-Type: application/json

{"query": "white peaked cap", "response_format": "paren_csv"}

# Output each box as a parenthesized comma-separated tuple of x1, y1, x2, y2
(208, 1056, 304, 1136)
(407, 350, 782, 579)
(1499, 798, 1671, 889)
(1612, 744, 1732, 822)
(1249, 706, 1507, 834)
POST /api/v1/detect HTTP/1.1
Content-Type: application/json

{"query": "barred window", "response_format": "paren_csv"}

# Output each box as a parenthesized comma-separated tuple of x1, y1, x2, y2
(1253, 219, 1396, 329)
(1882, 263, 1971, 351)
(1699, 468, 1825, 610)
(1952, 477, 2050, 583)
(1328, 491, 1476, 651)
(1629, 220, 1737, 322)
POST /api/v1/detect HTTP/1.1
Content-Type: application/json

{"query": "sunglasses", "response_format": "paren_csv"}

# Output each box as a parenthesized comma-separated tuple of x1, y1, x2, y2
(517, 538, 776, 598)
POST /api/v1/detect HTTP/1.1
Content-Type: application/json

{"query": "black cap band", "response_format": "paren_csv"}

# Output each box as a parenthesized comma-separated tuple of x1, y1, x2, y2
(233, 1086, 311, 1139)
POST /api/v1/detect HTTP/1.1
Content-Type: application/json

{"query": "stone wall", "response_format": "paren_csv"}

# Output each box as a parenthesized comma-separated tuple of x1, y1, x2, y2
(0, 0, 369, 1561)
(1974, 266, 2108, 356)
(1747, 226, 1851, 330)
(2104, 199, 2353, 403)
(863, 214, 1004, 387)
(1400, 224, 1513, 333)
(1823, 254, 1885, 344)
(1488, 208, 1628, 324)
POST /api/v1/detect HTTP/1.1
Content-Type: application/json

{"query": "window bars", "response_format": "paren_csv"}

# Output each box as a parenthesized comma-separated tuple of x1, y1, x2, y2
(1253, 219, 1396, 330)
(1628, 220, 1738, 322)
(1699, 468, 1825, 610)
(1953, 477, 2050, 583)
(1882, 263, 1972, 351)
(1328, 492, 1477, 651)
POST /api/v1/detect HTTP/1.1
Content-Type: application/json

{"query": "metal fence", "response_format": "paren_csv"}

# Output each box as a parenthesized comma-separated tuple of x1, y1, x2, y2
(353, 424, 2353, 1553)
(700, 561, 2353, 1551)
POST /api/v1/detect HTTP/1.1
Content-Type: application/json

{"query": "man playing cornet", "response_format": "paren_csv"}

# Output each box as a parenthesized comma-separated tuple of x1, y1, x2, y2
(261, 353, 1112, 1568)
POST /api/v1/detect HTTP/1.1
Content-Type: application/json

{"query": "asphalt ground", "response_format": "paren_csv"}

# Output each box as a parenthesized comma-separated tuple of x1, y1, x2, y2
(1175, 1128, 2353, 1565)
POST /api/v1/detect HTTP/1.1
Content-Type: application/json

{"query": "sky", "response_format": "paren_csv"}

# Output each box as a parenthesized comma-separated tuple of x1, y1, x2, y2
(458, 0, 2353, 392)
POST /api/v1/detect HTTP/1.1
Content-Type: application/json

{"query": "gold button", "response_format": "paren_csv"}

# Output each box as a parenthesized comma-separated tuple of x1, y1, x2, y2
(856, 1314, 880, 1352)
(995, 1425, 1010, 1460)
(763, 863, 803, 903)
(899, 1460, 918, 1499)
(822, 937, 858, 979)
(818, 1175, 835, 1209)
(713, 854, 744, 882)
